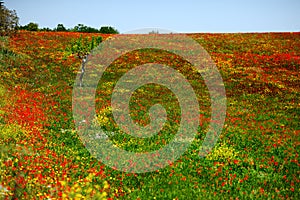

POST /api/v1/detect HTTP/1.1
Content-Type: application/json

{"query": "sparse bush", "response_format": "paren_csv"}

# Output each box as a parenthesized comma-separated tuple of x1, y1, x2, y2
(66, 34, 103, 57)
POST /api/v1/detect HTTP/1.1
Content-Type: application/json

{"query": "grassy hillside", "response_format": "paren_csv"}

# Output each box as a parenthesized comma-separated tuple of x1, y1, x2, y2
(0, 31, 299, 199)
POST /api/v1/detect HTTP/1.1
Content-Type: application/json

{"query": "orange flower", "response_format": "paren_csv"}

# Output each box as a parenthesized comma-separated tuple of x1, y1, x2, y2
(260, 187, 264, 194)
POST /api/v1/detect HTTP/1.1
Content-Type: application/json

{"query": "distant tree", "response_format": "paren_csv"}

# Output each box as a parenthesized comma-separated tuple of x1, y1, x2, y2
(0, 1, 19, 36)
(85, 26, 100, 33)
(27, 22, 38, 31)
(40, 27, 52, 32)
(55, 23, 67, 32)
(72, 24, 87, 32)
(71, 24, 101, 33)
(99, 26, 119, 34)
(70, 24, 119, 34)
(20, 22, 39, 31)
(149, 30, 159, 34)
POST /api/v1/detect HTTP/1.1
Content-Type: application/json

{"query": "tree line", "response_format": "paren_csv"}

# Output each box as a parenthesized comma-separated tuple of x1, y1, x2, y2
(0, 1, 119, 36)
(18, 22, 119, 34)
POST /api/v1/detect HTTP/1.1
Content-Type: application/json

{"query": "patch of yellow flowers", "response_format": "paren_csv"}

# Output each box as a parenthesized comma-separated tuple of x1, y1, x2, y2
(94, 106, 112, 127)
(0, 123, 29, 142)
(60, 173, 109, 200)
(205, 142, 239, 161)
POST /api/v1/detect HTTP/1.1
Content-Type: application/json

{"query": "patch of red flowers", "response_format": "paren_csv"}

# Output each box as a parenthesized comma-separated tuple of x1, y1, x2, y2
(2, 86, 48, 136)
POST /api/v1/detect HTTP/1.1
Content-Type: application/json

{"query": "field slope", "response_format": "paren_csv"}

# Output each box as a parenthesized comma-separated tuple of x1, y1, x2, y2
(0, 31, 299, 199)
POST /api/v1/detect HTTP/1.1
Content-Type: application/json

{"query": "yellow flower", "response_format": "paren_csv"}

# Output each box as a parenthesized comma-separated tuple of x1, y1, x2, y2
(103, 181, 109, 189)
(60, 181, 67, 186)
(75, 193, 83, 199)
(86, 187, 93, 194)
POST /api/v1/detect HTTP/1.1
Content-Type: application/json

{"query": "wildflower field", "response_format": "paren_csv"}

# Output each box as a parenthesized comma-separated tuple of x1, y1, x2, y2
(0, 31, 299, 199)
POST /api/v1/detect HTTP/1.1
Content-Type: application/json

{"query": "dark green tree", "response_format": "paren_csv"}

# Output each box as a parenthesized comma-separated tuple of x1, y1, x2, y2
(72, 24, 100, 33)
(72, 24, 86, 32)
(55, 23, 67, 32)
(20, 22, 39, 31)
(40, 27, 52, 32)
(99, 26, 119, 34)
(26, 22, 38, 31)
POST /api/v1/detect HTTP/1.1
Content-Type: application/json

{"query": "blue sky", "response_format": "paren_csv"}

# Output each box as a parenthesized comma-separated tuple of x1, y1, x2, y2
(5, 0, 300, 33)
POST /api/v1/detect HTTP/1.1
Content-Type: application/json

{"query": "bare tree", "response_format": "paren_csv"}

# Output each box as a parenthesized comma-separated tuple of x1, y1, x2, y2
(79, 54, 88, 87)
